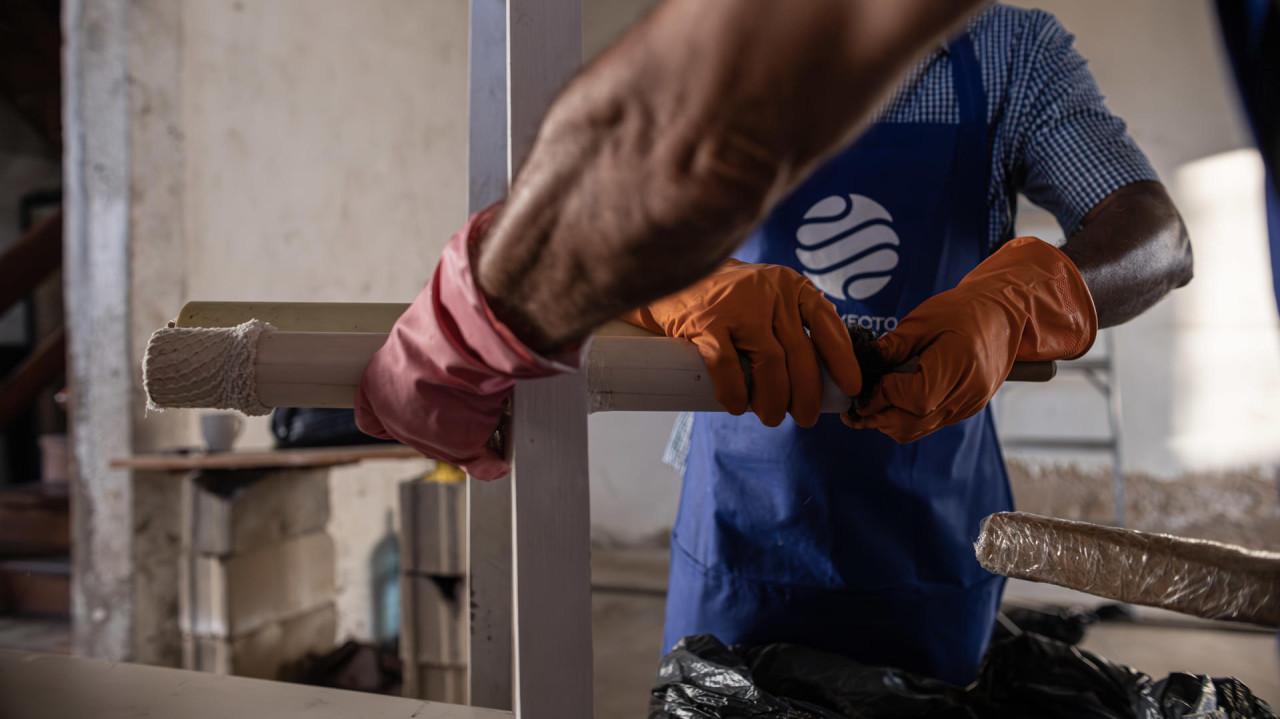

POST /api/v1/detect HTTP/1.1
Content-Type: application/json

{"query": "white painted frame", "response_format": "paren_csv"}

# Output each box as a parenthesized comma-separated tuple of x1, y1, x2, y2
(466, 2, 591, 718)
(466, 0, 513, 710)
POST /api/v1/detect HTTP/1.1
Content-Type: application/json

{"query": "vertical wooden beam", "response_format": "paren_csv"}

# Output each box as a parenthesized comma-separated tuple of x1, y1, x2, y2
(505, 4, 588, 717)
(505, 0, 581, 174)
(510, 376, 593, 719)
(467, 0, 584, 714)
(466, 0, 514, 710)
(469, 0, 509, 213)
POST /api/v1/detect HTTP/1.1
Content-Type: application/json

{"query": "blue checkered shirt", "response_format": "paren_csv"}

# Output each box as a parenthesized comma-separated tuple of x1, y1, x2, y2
(664, 4, 1159, 472)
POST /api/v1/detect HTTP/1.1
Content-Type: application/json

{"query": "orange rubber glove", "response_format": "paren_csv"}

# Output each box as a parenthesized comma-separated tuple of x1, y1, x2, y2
(622, 260, 862, 427)
(849, 237, 1097, 442)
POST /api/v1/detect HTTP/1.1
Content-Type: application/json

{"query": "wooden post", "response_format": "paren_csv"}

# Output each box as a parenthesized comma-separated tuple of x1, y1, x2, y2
(504, 2, 589, 718)
(466, 1, 586, 714)
(510, 375, 592, 719)
(466, 0, 514, 710)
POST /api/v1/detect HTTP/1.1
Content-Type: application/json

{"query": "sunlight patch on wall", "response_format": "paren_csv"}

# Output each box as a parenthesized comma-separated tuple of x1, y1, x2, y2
(1169, 149, 1280, 471)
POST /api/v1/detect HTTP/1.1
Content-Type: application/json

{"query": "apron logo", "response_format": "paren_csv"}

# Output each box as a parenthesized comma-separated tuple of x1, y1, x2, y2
(794, 194, 900, 301)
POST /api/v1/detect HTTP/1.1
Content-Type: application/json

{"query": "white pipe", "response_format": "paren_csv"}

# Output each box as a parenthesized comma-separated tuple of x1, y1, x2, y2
(226, 329, 851, 414)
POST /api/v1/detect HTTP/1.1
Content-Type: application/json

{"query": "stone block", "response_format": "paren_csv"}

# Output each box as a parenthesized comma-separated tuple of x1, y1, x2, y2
(184, 530, 335, 638)
(186, 469, 330, 557)
(134, 471, 184, 667)
(184, 603, 337, 679)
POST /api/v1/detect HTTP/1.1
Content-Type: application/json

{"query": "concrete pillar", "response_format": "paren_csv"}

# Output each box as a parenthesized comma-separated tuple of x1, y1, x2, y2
(63, 0, 135, 660)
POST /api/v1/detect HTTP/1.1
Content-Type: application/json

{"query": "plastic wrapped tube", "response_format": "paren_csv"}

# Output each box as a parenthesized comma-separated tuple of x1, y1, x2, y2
(975, 512, 1280, 627)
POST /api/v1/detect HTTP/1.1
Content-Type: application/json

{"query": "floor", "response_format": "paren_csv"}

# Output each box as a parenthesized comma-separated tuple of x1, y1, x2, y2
(591, 548, 671, 719)
(1006, 579, 1280, 706)
(0, 616, 71, 655)
(590, 549, 1280, 719)
(593, 589, 667, 719)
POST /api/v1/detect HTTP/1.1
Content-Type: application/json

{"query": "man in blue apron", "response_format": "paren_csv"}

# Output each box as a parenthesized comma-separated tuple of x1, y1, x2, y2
(624, 6, 1193, 685)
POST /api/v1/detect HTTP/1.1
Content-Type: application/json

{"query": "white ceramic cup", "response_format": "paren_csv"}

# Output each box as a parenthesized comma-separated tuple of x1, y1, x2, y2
(200, 412, 244, 453)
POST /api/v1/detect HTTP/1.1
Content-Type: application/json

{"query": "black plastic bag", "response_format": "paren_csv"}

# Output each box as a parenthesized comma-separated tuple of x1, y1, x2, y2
(650, 631, 1277, 719)
(271, 407, 393, 448)
(994, 605, 1117, 645)
(651, 635, 975, 719)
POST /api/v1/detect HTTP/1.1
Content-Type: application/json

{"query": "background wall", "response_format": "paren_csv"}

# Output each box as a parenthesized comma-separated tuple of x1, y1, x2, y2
(127, 0, 465, 647)
(123, 0, 1280, 645)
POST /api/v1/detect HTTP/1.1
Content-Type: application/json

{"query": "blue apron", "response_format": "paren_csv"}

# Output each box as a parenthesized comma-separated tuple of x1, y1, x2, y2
(664, 35, 1012, 687)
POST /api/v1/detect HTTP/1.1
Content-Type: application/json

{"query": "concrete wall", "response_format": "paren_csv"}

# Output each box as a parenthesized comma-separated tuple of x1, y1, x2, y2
(117, 0, 1280, 650)
(179, 0, 463, 644)
(135, 0, 469, 454)
(165, 1, 464, 641)
(124, 0, 464, 649)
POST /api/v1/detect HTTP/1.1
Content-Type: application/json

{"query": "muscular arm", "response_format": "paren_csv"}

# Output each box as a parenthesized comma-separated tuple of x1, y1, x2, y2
(475, 0, 990, 352)
(1060, 181, 1193, 328)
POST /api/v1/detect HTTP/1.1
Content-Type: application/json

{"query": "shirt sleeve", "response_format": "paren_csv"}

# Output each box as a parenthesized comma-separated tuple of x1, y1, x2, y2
(1006, 11, 1160, 237)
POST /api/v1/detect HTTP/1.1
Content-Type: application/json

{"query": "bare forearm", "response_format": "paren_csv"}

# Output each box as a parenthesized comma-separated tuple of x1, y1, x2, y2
(1059, 181, 1193, 328)
(475, 0, 990, 352)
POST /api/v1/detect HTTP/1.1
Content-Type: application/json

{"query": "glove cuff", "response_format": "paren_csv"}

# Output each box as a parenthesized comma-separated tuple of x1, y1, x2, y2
(994, 237, 1098, 361)
(443, 205, 590, 379)
(355, 206, 586, 480)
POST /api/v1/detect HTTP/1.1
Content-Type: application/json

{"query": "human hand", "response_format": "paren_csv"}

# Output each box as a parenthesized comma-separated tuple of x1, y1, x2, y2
(622, 260, 862, 427)
(849, 237, 1097, 442)
(355, 207, 584, 480)
(472, 0, 988, 353)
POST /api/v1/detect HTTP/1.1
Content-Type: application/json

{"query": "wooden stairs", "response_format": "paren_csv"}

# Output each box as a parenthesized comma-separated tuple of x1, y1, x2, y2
(0, 0, 69, 623)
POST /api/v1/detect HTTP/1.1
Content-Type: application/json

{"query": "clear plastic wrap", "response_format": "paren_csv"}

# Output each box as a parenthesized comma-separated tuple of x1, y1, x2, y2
(974, 511, 1280, 626)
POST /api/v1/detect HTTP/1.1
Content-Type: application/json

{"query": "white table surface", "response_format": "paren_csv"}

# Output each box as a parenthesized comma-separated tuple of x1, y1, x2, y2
(0, 649, 511, 719)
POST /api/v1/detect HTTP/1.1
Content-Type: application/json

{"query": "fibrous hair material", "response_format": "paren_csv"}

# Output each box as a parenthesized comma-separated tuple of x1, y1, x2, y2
(143, 319, 275, 416)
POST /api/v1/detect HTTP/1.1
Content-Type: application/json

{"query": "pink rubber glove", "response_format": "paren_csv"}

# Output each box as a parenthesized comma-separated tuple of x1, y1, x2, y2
(355, 206, 586, 480)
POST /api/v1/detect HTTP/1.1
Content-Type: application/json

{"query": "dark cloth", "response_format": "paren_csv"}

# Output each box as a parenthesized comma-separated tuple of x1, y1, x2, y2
(1215, 0, 1280, 309)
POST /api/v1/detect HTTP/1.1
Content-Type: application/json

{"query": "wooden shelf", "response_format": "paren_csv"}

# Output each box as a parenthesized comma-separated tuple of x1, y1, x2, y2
(110, 444, 423, 472)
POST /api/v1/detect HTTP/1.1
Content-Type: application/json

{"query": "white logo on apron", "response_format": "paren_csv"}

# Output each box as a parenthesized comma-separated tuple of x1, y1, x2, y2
(794, 194, 899, 301)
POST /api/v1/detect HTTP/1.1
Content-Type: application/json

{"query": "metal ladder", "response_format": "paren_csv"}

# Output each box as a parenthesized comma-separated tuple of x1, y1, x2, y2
(996, 330, 1126, 526)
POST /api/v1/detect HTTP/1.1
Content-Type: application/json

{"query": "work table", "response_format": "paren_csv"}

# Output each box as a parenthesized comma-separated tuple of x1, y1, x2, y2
(0, 649, 510, 719)
(110, 444, 421, 472)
